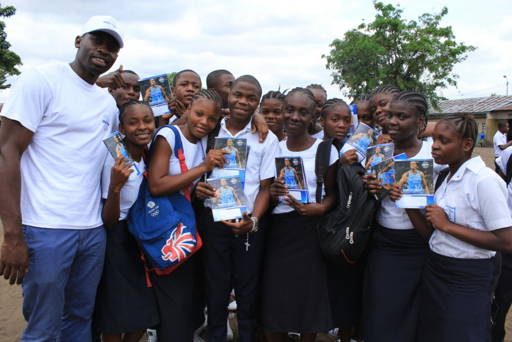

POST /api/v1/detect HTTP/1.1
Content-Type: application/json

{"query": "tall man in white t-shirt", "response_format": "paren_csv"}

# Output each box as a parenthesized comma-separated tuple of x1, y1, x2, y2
(0, 16, 123, 341)
(494, 121, 512, 159)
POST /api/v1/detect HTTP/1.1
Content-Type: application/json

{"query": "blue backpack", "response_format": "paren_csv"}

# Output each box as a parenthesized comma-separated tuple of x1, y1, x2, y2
(128, 125, 202, 275)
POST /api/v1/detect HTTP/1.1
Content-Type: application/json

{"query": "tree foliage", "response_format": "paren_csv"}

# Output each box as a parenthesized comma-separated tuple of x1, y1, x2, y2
(0, 4, 21, 89)
(323, 2, 475, 106)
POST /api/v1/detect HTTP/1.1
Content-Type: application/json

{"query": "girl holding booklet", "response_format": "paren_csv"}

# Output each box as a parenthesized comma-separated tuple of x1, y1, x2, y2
(94, 100, 159, 342)
(362, 91, 437, 342)
(392, 114, 512, 341)
(263, 88, 338, 342)
(146, 89, 226, 341)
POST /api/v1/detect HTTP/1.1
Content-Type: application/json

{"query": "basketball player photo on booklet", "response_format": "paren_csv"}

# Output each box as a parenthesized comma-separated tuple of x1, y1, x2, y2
(394, 159, 434, 208)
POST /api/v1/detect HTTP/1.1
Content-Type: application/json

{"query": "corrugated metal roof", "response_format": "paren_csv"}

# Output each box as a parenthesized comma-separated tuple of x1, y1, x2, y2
(430, 96, 512, 114)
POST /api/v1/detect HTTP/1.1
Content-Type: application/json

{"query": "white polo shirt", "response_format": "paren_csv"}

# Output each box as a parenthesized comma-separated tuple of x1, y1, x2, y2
(217, 118, 278, 213)
(496, 146, 512, 214)
(430, 156, 512, 259)
(2, 62, 118, 229)
(494, 130, 508, 158)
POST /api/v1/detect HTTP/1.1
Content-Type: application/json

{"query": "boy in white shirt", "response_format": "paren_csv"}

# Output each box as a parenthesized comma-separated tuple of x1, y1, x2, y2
(493, 121, 511, 159)
(0, 16, 123, 341)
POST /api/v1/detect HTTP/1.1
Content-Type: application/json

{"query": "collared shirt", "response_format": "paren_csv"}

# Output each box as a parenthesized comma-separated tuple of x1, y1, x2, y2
(430, 156, 512, 259)
(217, 118, 279, 213)
(496, 146, 512, 216)
(494, 131, 508, 158)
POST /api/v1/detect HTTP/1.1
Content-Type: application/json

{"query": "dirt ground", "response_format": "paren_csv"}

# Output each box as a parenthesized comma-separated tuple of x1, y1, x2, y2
(0, 147, 510, 341)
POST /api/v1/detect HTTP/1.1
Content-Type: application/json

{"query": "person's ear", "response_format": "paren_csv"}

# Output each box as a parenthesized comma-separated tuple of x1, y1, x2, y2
(75, 35, 82, 49)
(319, 117, 325, 128)
(462, 137, 474, 153)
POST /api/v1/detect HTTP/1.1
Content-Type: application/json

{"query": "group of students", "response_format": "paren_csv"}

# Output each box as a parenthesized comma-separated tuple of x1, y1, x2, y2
(91, 65, 512, 342)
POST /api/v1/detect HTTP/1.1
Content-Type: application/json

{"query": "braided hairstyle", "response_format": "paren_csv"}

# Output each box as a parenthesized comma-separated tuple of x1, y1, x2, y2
(260, 90, 286, 105)
(285, 87, 317, 114)
(118, 99, 153, 124)
(320, 98, 350, 119)
(172, 69, 201, 87)
(370, 85, 400, 99)
(395, 90, 429, 135)
(438, 113, 478, 151)
(306, 84, 327, 97)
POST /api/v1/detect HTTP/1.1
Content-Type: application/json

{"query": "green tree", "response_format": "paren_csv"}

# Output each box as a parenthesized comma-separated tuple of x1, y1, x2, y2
(323, 2, 475, 106)
(0, 4, 21, 89)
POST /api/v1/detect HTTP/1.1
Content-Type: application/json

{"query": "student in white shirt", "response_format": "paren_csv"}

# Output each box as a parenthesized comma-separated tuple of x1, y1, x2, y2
(362, 91, 434, 342)
(262, 87, 338, 341)
(398, 114, 512, 341)
(0, 16, 123, 341)
(147, 89, 226, 341)
(494, 121, 511, 158)
(94, 101, 159, 342)
(194, 75, 278, 341)
(306, 84, 327, 139)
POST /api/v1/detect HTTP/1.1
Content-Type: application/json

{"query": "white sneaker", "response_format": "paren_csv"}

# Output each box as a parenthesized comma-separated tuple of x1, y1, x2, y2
(228, 300, 237, 311)
(147, 329, 158, 342)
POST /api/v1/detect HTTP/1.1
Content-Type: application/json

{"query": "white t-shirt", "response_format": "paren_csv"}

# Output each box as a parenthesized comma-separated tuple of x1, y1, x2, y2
(312, 130, 324, 140)
(377, 140, 443, 230)
(156, 125, 207, 191)
(494, 130, 508, 158)
(101, 154, 145, 221)
(430, 156, 512, 259)
(273, 139, 338, 214)
(2, 63, 118, 229)
(497, 146, 512, 215)
(217, 118, 278, 213)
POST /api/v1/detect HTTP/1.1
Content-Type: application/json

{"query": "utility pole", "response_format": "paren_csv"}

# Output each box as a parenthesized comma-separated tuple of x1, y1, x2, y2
(504, 75, 509, 96)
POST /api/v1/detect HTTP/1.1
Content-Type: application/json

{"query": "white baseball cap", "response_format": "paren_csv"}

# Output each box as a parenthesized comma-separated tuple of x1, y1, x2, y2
(81, 16, 124, 48)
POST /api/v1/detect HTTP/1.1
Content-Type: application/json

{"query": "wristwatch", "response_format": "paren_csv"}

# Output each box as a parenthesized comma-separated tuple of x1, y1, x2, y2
(250, 216, 259, 233)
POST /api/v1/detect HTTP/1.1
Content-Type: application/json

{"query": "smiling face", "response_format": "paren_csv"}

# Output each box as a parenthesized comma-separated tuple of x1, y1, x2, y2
(228, 81, 260, 124)
(260, 98, 284, 136)
(283, 92, 316, 137)
(386, 100, 423, 144)
(185, 98, 221, 140)
(110, 72, 141, 107)
(370, 93, 395, 128)
(119, 104, 155, 147)
(173, 71, 202, 105)
(74, 31, 119, 79)
(431, 121, 473, 165)
(322, 104, 351, 140)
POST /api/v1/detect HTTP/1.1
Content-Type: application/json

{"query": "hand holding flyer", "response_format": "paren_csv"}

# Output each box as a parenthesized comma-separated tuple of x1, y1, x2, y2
(211, 137, 249, 188)
(103, 132, 141, 175)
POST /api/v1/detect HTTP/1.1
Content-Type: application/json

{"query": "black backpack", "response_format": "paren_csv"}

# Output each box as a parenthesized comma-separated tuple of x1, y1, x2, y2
(315, 140, 379, 264)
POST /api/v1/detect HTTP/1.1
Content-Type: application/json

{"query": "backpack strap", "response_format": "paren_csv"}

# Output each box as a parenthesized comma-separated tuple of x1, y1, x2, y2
(315, 138, 335, 203)
(506, 154, 512, 185)
(434, 168, 450, 192)
(167, 125, 192, 201)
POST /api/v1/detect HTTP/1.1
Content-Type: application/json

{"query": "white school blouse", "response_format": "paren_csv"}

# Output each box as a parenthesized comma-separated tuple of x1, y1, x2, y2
(429, 156, 512, 259)
(273, 139, 338, 214)
(496, 146, 512, 215)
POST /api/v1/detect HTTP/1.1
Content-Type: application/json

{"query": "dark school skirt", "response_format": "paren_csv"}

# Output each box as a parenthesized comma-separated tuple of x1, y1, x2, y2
(418, 250, 495, 342)
(149, 250, 205, 342)
(93, 220, 159, 334)
(326, 254, 365, 328)
(261, 211, 332, 333)
(362, 225, 428, 342)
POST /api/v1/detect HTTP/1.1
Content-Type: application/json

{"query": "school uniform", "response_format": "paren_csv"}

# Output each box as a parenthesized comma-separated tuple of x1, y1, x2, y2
(199, 118, 278, 342)
(493, 147, 512, 342)
(418, 156, 512, 342)
(94, 156, 159, 334)
(149, 126, 208, 342)
(494, 130, 508, 158)
(261, 138, 337, 333)
(363, 140, 439, 342)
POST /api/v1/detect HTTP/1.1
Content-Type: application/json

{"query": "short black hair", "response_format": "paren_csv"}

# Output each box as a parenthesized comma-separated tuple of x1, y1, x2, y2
(306, 84, 327, 96)
(172, 69, 201, 87)
(121, 69, 139, 77)
(118, 100, 154, 124)
(439, 113, 478, 152)
(320, 98, 350, 118)
(206, 69, 233, 89)
(231, 75, 262, 98)
(498, 121, 508, 130)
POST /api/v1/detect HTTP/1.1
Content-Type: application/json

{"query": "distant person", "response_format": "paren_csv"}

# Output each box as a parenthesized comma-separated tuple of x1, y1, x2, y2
(306, 83, 327, 139)
(0, 16, 123, 341)
(479, 130, 486, 147)
(494, 121, 512, 159)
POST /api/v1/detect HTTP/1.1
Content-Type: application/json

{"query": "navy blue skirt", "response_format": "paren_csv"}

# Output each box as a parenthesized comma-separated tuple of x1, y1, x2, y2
(418, 250, 494, 342)
(362, 225, 428, 342)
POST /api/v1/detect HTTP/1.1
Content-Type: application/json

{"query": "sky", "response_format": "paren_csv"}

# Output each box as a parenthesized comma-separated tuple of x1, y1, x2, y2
(2, 0, 511, 102)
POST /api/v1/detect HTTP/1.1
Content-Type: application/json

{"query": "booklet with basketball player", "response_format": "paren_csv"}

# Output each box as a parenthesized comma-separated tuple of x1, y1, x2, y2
(103, 131, 141, 175)
(346, 123, 377, 155)
(365, 143, 394, 171)
(211, 137, 249, 188)
(207, 176, 249, 222)
(394, 159, 435, 208)
(139, 73, 173, 117)
(275, 156, 309, 203)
